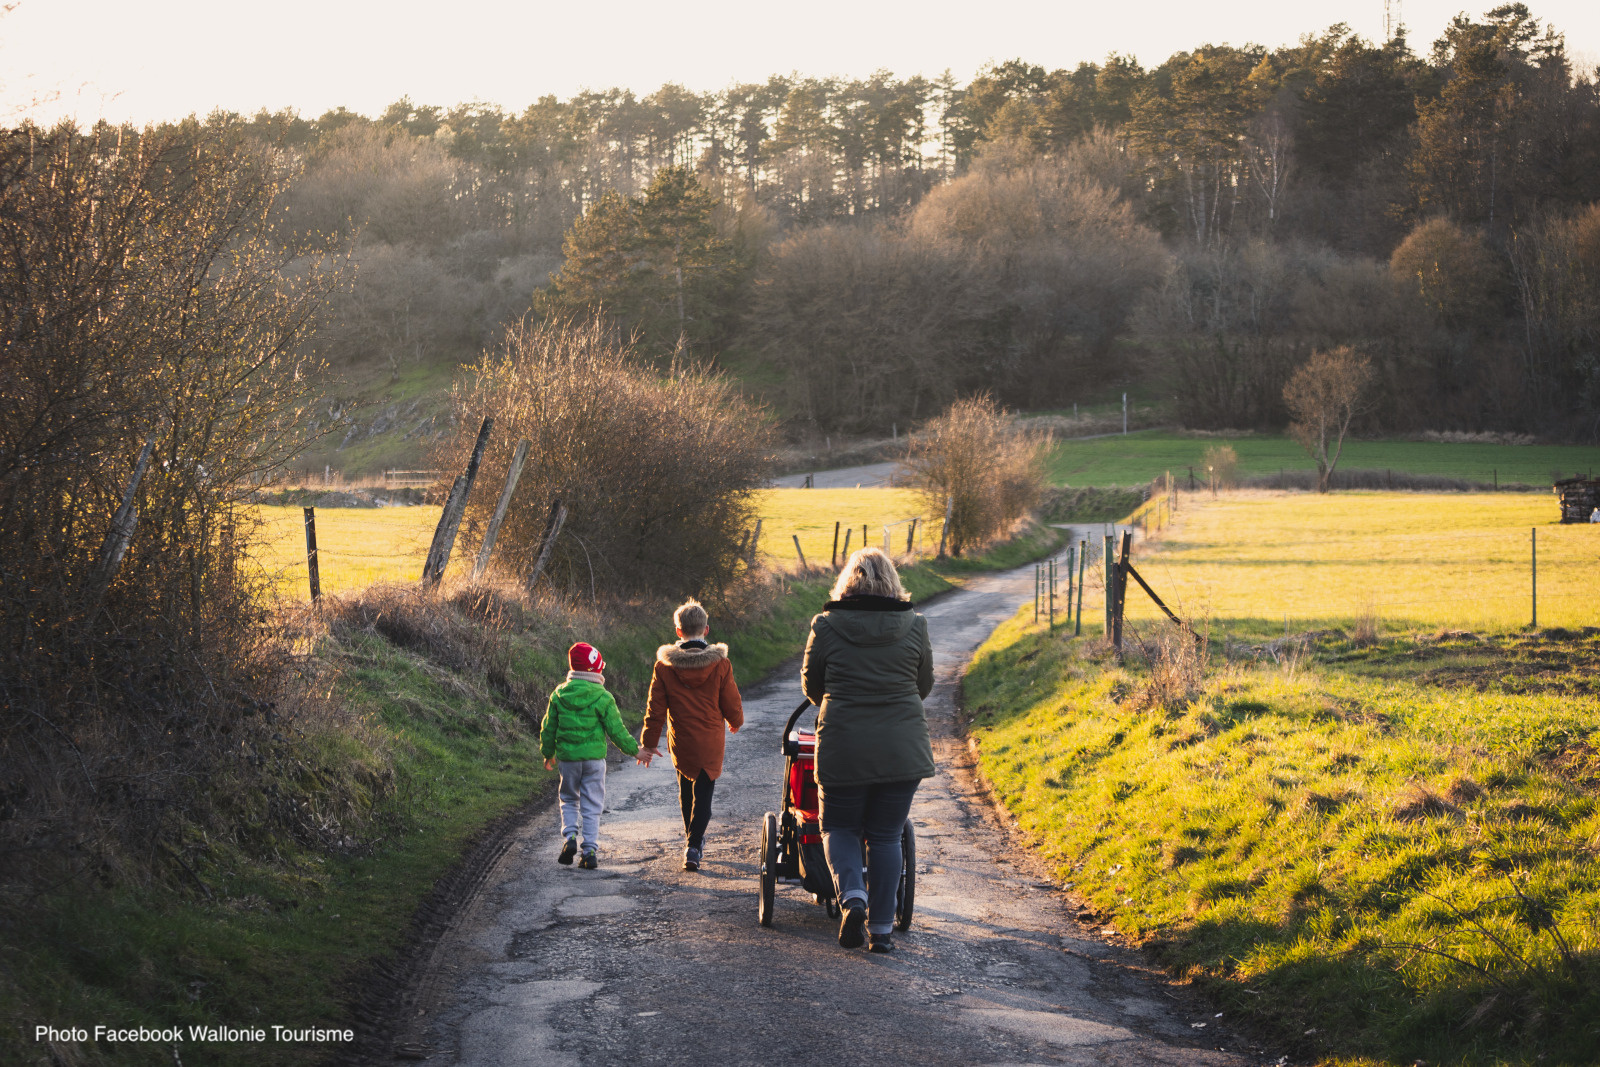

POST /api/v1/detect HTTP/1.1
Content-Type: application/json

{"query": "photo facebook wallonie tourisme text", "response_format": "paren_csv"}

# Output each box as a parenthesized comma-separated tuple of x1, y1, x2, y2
(36, 1025, 354, 1044)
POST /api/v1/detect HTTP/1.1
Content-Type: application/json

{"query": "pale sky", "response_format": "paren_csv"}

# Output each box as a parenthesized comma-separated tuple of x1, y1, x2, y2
(5, 0, 1599, 127)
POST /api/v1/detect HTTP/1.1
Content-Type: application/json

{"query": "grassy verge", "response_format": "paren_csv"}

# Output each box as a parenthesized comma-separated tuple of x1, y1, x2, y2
(1, 512, 1063, 1065)
(963, 612, 1600, 1065)
(1046, 430, 1600, 489)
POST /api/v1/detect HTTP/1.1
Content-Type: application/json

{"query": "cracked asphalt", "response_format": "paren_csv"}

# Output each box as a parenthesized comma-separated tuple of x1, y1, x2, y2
(391, 559, 1262, 1066)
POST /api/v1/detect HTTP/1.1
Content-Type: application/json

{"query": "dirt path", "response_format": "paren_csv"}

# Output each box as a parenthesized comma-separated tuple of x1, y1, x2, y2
(387, 565, 1263, 1066)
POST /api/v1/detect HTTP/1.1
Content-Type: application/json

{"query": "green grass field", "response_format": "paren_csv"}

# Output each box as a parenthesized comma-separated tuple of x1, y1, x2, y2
(962, 488, 1600, 1064)
(1111, 491, 1594, 634)
(964, 619, 1600, 1064)
(1047, 431, 1600, 489)
(252, 489, 947, 598)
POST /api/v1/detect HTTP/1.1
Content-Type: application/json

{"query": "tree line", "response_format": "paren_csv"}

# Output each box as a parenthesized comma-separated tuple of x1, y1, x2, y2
(56, 2, 1600, 440)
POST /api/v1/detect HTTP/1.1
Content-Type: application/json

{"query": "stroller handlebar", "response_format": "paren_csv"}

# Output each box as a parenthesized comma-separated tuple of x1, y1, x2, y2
(783, 699, 816, 756)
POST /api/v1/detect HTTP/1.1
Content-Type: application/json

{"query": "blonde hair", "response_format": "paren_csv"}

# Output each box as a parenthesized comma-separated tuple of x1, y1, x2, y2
(830, 547, 909, 602)
(673, 598, 709, 635)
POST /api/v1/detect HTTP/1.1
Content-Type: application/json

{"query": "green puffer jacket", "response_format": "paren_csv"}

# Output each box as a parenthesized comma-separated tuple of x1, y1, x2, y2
(540, 677, 640, 762)
(801, 595, 935, 788)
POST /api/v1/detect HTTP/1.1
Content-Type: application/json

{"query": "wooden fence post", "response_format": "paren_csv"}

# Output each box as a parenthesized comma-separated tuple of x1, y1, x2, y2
(905, 518, 917, 555)
(1048, 556, 1056, 630)
(937, 495, 953, 558)
(472, 438, 530, 581)
(525, 500, 568, 593)
(1112, 530, 1132, 653)
(748, 518, 763, 565)
(1531, 527, 1537, 628)
(86, 436, 157, 610)
(1074, 539, 1086, 636)
(1065, 543, 1075, 624)
(422, 416, 493, 588)
(840, 526, 852, 563)
(304, 507, 322, 603)
(793, 535, 808, 570)
(1103, 531, 1115, 636)
(1033, 564, 1040, 623)
(831, 521, 841, 567)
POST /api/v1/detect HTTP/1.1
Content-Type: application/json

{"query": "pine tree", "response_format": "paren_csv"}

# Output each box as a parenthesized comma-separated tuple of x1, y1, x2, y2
(538, 168, 740, 360)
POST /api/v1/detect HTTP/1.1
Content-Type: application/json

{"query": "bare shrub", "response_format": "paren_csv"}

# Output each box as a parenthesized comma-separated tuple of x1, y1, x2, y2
(902, 396, 1047, 556)
(0, 123, 337, 885)
(1140, 620, 1210, 711)
(436, 316, 775, 598)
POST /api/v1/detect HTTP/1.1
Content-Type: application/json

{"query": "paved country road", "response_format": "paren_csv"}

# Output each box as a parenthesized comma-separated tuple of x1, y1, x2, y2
(387, 564, 1266, 1067)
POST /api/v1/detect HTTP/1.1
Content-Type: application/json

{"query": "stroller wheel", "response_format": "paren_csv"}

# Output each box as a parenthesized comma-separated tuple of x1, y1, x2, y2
(825, 897, 840, 920)
(894, 818, 916, 932)
(758, 811, 778, 927)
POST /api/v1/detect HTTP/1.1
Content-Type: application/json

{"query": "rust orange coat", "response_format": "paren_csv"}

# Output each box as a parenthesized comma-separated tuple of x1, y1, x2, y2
(641, 642, 744, 780)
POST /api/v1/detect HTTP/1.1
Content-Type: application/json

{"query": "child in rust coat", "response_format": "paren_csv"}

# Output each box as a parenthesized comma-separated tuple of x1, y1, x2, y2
(638, 599, 743, 871)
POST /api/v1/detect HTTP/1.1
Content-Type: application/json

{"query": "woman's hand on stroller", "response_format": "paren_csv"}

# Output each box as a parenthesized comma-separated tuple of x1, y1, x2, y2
(636, 746, 663, 767)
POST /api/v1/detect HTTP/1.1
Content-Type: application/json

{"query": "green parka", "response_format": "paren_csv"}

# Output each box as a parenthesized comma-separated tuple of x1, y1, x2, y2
(801, 595, 935, 788)
(540, 677, 640, 762)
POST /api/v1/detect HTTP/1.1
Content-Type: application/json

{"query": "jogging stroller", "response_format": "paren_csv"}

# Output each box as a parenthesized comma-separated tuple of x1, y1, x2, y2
(757, 699, 915, 930)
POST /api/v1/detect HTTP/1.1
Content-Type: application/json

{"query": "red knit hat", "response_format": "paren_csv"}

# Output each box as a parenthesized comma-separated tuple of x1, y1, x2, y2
(568, 642, 605, 674)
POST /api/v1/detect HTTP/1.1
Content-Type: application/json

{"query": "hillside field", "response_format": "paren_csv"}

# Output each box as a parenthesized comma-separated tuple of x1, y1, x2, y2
(1047, 431, 1600, 490)
(250, 488, 937, 597)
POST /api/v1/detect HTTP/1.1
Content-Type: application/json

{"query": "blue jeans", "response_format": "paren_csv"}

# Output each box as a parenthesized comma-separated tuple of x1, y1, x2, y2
(558, 759, 607, 852)
(819, 779, 919, 935)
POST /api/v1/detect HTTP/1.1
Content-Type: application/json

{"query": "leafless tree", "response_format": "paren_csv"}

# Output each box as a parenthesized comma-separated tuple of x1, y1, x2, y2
(1283, 346, 1374, 492)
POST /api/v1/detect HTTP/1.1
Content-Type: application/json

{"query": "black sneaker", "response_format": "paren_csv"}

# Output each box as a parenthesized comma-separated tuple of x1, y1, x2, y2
(869, 932, 895, 953)
(838, 900, 866, 948)
(558, 836, 578, 865)
(683, 847, 702, 872)
(578, 850, 598, 870)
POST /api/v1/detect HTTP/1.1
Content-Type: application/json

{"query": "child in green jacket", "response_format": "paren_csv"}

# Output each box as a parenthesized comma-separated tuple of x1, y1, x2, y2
(541, 642, 639, 869)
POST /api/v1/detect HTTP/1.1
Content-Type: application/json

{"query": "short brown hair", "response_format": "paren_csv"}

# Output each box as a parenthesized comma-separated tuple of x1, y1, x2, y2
(674, 598, 709, 635)
(830, 547, 908, 602)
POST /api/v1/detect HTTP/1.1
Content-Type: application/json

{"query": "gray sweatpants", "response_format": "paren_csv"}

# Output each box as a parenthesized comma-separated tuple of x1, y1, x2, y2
(558, 759, 607, 853)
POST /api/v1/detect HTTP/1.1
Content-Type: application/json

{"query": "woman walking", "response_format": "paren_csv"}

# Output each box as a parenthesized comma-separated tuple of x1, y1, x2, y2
(802, 547, 934, 953)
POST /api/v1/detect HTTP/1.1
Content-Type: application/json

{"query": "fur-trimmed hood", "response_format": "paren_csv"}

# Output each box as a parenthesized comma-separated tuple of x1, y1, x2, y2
(656, 642, 729, 671)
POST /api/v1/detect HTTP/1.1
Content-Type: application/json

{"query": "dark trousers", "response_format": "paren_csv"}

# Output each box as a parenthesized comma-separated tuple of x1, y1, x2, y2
(678, 770, 715, 849)
(818, 779, 919, 935)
